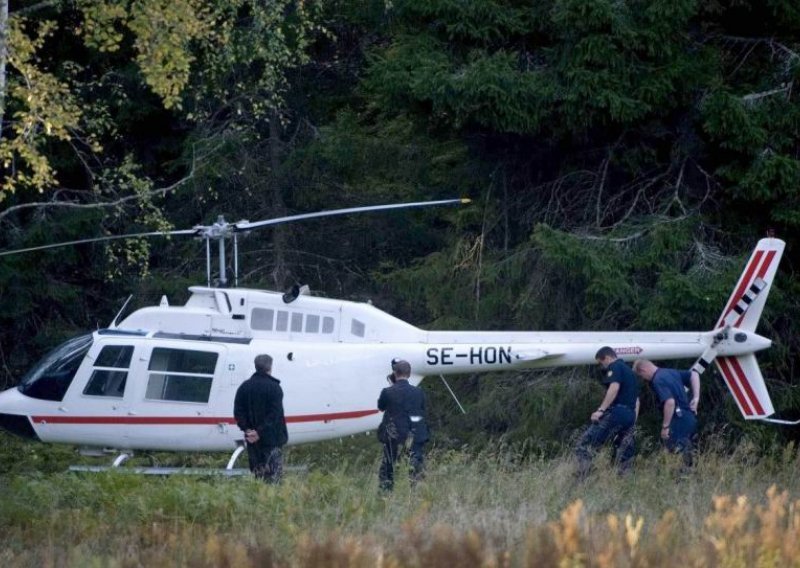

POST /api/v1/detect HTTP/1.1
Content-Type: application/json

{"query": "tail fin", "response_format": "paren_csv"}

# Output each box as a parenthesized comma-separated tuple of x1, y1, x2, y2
(711, 238, 785, 420)
(715, 355, 775, 419)
(716, 238, 785, 331)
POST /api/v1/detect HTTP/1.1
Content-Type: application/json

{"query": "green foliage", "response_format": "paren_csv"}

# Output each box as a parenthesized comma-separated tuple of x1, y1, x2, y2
(363, 0, 704, 135)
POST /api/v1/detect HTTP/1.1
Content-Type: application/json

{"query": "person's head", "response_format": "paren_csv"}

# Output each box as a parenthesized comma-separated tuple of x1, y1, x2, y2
(594, 346, 617, 369)
(632, 359, 658, 381)
(390, 358, 411, 380)
(255, 354, 273, 374)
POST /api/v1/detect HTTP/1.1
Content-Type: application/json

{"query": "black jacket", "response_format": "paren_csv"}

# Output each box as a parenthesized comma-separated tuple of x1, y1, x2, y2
(377, 380, 428, 443)
(233, 371, 288, 447)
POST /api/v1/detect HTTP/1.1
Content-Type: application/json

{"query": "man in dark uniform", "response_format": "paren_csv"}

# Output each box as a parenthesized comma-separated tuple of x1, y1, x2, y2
(233, 354, 288, 483)
(575, 346, 640, 478)
(633, 359, 698, 468)
(377, 359, 427, 491)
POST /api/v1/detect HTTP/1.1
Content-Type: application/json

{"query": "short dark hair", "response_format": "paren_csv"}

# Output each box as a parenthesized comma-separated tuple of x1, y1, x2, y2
(391, 359, 411, 378)
(255, 354, 273, 373)
(594, 346, 617, 360)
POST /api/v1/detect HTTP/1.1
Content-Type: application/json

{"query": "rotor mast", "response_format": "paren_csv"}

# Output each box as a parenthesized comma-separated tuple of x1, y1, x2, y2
(195, 216, 247, 288)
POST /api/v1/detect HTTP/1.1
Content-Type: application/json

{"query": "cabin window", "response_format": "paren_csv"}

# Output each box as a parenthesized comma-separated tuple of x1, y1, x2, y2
(322, 317, 335, 334)
(351, 319, 365, 338)
(84, 371, 128, 397)
(305, 314, 320, 333)
(251, 308, 274, 331)
(276, 310, 289, 332)
(145, 348, 218, 403)
(291, 312, 303, 332)
(83, 345, 134, 397)
(94, 345, 133, 368)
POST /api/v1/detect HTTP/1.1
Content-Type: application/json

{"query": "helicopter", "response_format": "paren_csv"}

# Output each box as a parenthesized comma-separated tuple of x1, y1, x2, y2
(0, 198, 794, 472)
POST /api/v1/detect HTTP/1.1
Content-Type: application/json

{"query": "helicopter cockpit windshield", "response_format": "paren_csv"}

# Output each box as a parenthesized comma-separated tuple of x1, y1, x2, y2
(18, 334, 93, 402)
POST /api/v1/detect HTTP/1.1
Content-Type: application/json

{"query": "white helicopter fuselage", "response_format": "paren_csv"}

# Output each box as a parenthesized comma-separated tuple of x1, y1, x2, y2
(0, 285, 772, 452)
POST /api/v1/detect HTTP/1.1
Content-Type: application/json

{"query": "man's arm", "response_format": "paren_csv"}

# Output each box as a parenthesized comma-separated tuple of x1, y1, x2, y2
(661, 398, 675, 440)
(591, 382, 620, 422)
(378, 388, 387, 411)
(689, 370, 700, 413)
(233, 384, 248, 431)
(635, 398, 640, 420)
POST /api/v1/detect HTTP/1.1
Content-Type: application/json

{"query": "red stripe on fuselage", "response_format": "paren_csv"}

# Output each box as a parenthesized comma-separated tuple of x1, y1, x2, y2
(717, 357, 753, 416)
(31, 409, 379, 425)
(717, 250, 763, 328)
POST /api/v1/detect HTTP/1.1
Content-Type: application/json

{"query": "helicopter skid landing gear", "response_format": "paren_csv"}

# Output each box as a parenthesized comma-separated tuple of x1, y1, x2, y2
(112, 452, 133, 467)
(226, 443, 245, 470)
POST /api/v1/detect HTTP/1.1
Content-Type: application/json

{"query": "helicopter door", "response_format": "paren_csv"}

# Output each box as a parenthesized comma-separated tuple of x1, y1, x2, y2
(125, 342, 227, 451)
(59, 341, 139, 448)
(278, 353, 341, 441)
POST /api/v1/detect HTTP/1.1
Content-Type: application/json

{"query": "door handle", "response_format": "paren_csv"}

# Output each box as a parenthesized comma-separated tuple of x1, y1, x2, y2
(127, 410, 137, 416)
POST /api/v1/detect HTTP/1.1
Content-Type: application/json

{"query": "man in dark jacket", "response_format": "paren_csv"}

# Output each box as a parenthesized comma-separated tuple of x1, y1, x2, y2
(233, 354, 288, 483)
(377, 359, 427, 491)
(575, 346, 640, 478)
(633, 359, 698, 469)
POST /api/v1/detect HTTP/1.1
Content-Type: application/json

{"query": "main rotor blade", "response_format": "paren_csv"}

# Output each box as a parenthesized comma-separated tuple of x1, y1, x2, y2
(0, 229, 198, 257)
(235, 198, 471, 232)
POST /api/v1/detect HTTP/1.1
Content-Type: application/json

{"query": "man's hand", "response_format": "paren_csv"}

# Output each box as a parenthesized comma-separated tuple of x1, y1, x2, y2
(245, 429, 260, 444)
(591, 410, 604, 423)
(690, 398, 699, 414)
(661, 426, 670, 441)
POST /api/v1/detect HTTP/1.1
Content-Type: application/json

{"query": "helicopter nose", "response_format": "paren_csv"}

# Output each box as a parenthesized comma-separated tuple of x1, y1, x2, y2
(0, 388, 39, 440)
(0, 412, 38, 440)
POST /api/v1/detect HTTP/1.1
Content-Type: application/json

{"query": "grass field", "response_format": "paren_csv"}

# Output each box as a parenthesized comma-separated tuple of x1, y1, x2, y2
(2, 432, 800, 567)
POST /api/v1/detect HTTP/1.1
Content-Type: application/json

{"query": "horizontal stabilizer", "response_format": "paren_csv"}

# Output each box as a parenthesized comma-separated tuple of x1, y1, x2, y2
(715, 354, 774, 419)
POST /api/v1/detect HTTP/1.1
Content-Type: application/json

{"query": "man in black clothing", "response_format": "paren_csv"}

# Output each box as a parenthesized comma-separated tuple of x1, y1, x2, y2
(233, 354, 288, 483)
(377, 359, 427, 491)
(575, 346, 640, 478)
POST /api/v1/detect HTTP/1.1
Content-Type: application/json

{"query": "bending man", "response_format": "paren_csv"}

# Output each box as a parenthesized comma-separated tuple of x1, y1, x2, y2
(633, 359, 698, 468)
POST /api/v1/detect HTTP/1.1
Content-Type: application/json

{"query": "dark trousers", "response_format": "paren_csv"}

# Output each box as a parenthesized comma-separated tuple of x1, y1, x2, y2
(246, 443, 283, 483)
(575, 405, 636, 476)
(409, 440, 426, 483)
(379, 438, 403, 491)
(664, 410, 697, 468)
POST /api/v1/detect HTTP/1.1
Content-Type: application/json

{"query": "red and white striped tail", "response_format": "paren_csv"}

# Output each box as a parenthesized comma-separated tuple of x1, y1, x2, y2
(713, 238, 785, 420)
(715, 354, 775, 419)
(716, 238, 785, 331)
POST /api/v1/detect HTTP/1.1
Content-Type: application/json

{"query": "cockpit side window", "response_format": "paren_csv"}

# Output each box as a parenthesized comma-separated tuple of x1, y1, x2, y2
(83, 345, 134, 398)
(18, 334, 93, 402)
(350, 319, 366, 338)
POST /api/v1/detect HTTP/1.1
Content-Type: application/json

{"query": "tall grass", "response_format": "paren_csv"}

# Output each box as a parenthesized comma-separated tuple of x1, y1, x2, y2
(3, 434, 800, 566)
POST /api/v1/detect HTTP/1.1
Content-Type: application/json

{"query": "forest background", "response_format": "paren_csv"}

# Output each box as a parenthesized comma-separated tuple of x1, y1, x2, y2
(1, 0, 800, 455)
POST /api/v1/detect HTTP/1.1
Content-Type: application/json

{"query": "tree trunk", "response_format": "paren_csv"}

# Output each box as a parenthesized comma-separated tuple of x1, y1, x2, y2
(268, 110, 288, 289)
(0, 0, 8, 143)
